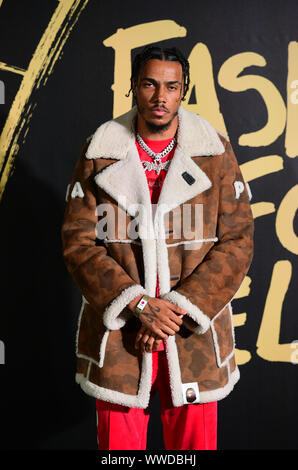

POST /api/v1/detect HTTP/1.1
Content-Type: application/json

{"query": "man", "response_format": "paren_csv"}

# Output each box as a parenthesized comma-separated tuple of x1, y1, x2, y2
(61, 45, 254, 450)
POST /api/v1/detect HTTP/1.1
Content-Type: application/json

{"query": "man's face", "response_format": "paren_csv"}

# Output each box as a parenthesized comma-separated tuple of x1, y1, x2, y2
(133, 59, 184, 134)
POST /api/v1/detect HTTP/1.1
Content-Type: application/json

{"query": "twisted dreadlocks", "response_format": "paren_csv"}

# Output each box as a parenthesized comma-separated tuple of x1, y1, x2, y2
(126, 45, 190, 101)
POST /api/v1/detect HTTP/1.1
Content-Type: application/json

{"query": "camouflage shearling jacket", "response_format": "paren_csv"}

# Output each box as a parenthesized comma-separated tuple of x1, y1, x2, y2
(61, 105, 254, 408)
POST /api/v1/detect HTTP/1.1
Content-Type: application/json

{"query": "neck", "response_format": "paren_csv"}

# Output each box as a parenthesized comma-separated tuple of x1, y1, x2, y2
(136, 114, 178, 140)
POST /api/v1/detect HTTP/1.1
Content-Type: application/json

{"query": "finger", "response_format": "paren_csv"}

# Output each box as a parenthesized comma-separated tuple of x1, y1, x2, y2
(156, 324, 177, 336)
(153, 331, 169, 343)
(135, 331, 145, 345)
(136, 325, 147, 337)
(167, 320, 181, 333)
(140, 336, 151, 354)
(165, 302, 187, 316)
(135, 330, 146, 343)
(143, 319, 174, 340)
(135, 326, 148, 349)
(140, 333, 150, 349)
(143, 323, 169, 340)
(161, 314, 183, 332)
(168, 311, 186, 326)
(141, 332, 156, 354)
(145, 336, 156, 353)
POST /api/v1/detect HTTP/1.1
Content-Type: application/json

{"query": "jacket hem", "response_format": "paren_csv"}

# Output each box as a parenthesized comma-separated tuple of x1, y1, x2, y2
(199, 365, 240, 403)
(75, 365, 240, 408)
(76, 345, 153, 408)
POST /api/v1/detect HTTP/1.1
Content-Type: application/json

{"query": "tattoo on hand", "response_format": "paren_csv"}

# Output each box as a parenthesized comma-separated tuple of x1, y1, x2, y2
(147, 303, 160, 314)
(140, 301, 160, 323)
(140, 312, 154, 323)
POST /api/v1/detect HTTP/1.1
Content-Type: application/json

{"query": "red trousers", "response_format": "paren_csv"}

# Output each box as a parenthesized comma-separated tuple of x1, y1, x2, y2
(95, 350, 217, 450)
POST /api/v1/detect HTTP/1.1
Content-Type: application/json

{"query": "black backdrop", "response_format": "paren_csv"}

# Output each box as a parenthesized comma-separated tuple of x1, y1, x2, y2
(0, 0, 298, 451)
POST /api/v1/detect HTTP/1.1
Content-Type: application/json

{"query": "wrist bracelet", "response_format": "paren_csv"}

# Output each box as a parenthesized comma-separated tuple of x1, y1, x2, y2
(134, 295, 150, 318)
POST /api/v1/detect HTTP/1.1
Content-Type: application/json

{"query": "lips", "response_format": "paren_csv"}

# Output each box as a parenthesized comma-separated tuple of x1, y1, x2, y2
(151, 108, 168, 117)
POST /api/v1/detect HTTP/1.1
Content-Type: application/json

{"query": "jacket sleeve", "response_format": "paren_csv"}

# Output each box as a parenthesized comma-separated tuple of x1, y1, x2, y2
(160, 139, 254, 334)
(61, 140, 147, 330)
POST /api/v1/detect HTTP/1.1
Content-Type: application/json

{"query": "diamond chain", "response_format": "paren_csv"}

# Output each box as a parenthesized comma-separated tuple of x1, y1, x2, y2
(142, 159, 171, 175)
(136, 133, 176, 174)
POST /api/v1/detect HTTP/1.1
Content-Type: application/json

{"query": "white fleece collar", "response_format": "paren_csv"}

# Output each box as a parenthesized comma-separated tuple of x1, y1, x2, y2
(85, 105, 225, 160)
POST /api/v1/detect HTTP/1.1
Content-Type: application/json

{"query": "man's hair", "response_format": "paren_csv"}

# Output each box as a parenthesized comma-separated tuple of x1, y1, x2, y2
(126, 45, 190, 101)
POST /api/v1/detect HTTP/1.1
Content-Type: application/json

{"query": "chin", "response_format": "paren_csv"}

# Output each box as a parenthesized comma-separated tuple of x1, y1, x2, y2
(145, 117, 173, 134)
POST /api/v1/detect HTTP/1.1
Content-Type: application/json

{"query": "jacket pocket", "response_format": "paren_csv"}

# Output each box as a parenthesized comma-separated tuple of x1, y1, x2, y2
(76, 300, 106, 364)
(211, 303, 235, 367)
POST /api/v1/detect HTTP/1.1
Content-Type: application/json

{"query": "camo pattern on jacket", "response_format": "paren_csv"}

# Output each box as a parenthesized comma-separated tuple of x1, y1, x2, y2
(62, 134, 254, 403)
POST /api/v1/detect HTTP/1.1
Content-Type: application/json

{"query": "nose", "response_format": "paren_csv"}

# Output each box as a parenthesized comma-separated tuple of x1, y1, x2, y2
(154, 85, 166, 104)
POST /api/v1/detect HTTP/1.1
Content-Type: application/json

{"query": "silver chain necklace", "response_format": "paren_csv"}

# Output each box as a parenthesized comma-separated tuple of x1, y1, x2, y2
(137, 133, 176, 175)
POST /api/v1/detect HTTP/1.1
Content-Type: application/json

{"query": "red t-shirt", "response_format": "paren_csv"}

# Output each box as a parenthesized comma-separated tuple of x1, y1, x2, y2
(135, 137, 176, 351)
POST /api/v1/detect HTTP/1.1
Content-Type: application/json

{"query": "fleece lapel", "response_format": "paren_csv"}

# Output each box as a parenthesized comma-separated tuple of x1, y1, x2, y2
(86, 107, 146, 217)
(93, 145, 155, 240)
(156, 146, 211, 214)
(157, 106, 225, 213)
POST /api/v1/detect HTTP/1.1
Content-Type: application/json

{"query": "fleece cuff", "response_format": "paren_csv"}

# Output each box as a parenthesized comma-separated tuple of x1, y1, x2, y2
(103, 284, 147, 330)
(161, 290, 211, 334)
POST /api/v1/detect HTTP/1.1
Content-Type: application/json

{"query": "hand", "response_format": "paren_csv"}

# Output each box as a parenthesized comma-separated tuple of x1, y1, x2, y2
(128, 295, 187, 339)
(135, 324, 164, 354)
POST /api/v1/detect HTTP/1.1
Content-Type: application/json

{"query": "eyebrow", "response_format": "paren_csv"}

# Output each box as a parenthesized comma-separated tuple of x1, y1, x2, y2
(140, 77, 182, 85)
